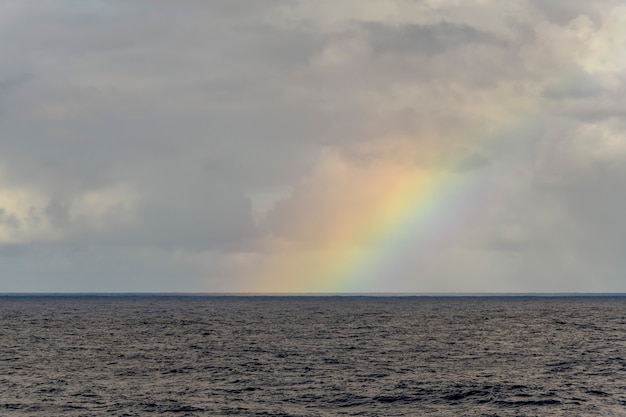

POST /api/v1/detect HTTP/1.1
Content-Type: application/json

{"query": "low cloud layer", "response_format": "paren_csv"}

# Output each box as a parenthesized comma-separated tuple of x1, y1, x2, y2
(1, 1, 625, 292)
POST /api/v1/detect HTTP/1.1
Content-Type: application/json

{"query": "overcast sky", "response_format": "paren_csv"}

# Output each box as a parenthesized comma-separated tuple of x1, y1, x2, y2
(1, 0, 626, 293)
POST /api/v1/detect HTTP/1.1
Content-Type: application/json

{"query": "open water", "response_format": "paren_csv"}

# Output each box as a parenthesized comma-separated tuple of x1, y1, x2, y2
(0, 295, 625, 416)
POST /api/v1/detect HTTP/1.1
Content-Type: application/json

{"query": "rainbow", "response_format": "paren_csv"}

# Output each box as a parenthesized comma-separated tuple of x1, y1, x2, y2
(251, 29, 625, 293)
(251, 106, 543, 293)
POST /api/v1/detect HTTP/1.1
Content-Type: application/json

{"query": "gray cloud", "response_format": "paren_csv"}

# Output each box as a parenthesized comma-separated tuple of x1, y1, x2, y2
(0, 209, 21, 230)
(364, 21, 506, 56)
(1, 1, 625, 291)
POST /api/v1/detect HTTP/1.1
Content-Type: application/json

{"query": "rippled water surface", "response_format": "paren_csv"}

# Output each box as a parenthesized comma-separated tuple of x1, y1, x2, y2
(1, 296, 625, 416)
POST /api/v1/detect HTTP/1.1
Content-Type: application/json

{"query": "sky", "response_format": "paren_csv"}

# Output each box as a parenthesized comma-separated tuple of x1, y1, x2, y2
(1, 0, 626, 293)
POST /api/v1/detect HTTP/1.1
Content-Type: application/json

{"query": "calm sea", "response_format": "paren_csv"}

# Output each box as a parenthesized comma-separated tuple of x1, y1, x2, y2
(1, 295, 625, 416)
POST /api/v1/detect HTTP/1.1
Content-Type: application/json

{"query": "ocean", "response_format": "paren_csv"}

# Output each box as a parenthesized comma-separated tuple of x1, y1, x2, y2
(0, 295, 625, 416)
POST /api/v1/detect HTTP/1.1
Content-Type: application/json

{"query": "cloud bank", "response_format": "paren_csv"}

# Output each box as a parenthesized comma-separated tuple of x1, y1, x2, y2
(1, 0, 626, 292)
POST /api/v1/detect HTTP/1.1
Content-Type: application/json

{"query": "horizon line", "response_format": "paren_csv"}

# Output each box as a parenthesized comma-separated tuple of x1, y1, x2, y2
(1, 292, 626, 297)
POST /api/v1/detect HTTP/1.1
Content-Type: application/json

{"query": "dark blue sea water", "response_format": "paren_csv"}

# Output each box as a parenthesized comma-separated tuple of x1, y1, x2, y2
(0, 295, 625, 416)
